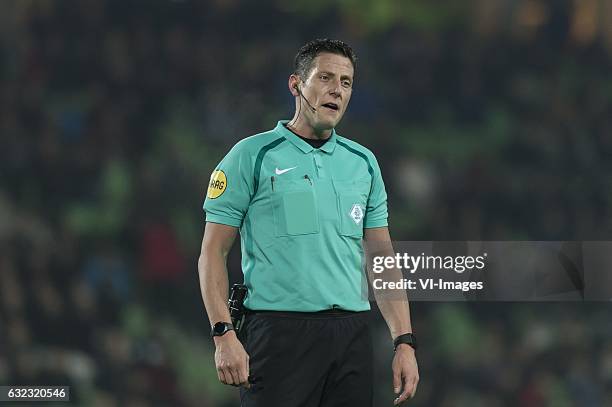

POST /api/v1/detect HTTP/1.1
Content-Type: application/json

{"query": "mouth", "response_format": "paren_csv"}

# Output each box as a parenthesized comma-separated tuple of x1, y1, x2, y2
(321, 102, 339, 112)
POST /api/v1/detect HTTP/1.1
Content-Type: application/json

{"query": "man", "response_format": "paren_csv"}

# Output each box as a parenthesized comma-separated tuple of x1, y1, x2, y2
(199, 38, 419, 406)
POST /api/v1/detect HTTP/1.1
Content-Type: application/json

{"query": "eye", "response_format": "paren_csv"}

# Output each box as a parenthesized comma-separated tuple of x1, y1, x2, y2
(320, 74, 329, 81)
(342, 80, 352, 88)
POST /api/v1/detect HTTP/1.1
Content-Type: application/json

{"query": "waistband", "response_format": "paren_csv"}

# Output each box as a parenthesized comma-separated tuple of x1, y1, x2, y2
(245, 308, 369, 319)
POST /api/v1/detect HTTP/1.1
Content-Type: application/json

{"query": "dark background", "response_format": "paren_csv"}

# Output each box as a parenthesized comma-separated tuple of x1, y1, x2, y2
(1, 0, 612, 405)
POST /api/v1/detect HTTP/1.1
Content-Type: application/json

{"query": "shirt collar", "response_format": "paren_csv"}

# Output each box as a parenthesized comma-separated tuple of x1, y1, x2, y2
(275, 120, 337, 154)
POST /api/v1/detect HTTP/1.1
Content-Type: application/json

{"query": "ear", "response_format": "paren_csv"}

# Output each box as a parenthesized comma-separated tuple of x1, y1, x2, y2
(288, 74, 300, 97)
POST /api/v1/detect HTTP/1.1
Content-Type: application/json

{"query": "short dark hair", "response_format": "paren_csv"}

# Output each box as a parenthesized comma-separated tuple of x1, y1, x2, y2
(293, 38, 357, 79)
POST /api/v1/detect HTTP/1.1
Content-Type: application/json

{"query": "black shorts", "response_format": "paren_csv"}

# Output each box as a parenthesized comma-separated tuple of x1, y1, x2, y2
(239, 309, 373, 407)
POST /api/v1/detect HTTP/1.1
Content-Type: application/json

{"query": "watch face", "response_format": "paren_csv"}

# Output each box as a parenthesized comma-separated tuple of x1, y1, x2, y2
(213, 322, 227, 335)
(212, 322, 234, 337)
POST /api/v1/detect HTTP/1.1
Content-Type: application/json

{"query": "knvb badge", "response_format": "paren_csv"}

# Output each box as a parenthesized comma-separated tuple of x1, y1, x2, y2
(349, 203, 364, 224)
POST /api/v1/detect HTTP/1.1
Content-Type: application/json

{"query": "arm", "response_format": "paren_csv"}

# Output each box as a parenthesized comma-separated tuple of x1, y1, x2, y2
(364, 227, 413, 338)
(364, 226, 419, 405)
(198, 222, 250, 388)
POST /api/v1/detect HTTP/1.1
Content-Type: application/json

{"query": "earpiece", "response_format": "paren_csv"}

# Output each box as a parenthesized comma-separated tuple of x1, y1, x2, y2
(293, 81, 316, 112)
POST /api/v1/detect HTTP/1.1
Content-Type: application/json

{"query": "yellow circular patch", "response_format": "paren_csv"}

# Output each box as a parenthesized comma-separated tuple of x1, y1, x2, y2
(207, 170, 227, 199)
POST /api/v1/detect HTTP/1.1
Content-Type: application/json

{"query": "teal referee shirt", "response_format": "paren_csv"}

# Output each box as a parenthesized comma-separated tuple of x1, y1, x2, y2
(204, 120, 388, 312)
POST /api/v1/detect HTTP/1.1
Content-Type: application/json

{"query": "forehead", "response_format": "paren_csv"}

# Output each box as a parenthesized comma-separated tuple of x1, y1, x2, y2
(309, 52, 354, 77)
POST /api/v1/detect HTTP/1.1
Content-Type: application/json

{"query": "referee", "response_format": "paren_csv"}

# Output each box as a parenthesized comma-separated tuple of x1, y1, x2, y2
(199, 39, 418, 406)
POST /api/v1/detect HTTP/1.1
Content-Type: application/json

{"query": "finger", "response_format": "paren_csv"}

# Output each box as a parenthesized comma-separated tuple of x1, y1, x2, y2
(397, 377, 415, 404)
(392, 376, 411, 405)
(217, 368, 228, 385)
(231, 367, 244, 386)
(394, 391, 411, 405)
(246, 374, 254, 388)
(220, 365, 235, 385)
(392, 368, 402, 395)
(225, 368, 237, 386)
(410, 376, 419, 398)
(237, 361, 249, 387)
(241, 354, 251, 388)
(399, 384, 413, 403)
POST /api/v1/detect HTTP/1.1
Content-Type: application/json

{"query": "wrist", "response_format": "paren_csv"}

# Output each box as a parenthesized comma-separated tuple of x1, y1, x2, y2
(395, 343, 415, 353)
(213, 329, 237, 346)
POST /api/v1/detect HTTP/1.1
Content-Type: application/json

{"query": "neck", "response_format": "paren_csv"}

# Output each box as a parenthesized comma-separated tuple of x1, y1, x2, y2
(287, 115, 332, 140)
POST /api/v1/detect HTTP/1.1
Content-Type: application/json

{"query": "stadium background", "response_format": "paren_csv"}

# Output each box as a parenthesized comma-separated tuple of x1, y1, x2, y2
(1, 0, 612, 405)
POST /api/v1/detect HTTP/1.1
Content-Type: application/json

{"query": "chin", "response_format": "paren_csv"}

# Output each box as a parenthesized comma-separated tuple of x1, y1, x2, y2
(318, 118, 339, 130)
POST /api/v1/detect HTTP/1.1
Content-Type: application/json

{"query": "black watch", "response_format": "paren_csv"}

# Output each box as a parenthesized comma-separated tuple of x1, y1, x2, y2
(393, 333, 417, 351)
(211, 322, 234, 338)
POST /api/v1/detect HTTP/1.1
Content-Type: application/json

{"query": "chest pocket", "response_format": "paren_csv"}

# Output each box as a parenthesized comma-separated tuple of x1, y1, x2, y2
(272, 177, 320, 236)
(333, 179, 371, 238)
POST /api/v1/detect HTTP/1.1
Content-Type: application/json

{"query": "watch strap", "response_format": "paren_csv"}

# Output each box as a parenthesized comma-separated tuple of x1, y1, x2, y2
(393, 333, 417, 351)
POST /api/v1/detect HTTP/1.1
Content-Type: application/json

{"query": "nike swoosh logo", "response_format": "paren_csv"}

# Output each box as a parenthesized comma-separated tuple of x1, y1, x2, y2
(275, 166, 297, 175)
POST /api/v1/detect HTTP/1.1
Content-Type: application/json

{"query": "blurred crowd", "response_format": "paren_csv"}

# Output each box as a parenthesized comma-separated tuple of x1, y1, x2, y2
(1, 0, 612, 405)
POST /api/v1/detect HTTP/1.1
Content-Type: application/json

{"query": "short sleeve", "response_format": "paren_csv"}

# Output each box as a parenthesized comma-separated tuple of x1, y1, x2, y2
(203, 142, 253, 228)
(364, 153, 388, 228)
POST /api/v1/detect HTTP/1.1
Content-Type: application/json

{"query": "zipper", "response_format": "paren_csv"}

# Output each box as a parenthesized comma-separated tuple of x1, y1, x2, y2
(304, 174, 312, 185)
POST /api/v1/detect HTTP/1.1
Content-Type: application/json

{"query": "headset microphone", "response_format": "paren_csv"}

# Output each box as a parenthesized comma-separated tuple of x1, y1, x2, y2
(295, 84, 316, 112)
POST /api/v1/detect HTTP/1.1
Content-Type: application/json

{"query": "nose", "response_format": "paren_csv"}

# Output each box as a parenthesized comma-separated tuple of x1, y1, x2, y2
(330, 80, 341, 97)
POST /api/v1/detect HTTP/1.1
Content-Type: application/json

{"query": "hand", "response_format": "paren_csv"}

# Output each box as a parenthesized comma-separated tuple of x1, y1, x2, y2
(214, 331, 251, 388)
(392, 344, 419, 405)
